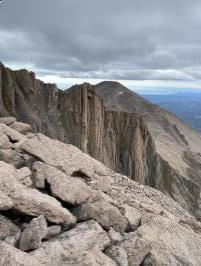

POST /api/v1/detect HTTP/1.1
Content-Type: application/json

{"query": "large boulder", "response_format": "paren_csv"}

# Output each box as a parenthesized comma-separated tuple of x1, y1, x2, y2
(30, 220, 111, 265)
(0, 119, 201, 265)
(33, 162, 94, 205)
(9, 121, 32, 135)
(0, 161, 76, 225)
(0, 117, 16, 126)
(0, 123, 26, 143)
(73, 201, 128, 232)
(20, 133, 108, 177)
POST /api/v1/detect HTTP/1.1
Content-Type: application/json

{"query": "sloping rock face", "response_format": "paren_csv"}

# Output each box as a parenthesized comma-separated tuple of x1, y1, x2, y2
(0, 118, 201, 266)
(1, 64, 201, 220)
(0, 64, 62, 139)
(0, 119, 201, 265)
(96, 81, 201, 219)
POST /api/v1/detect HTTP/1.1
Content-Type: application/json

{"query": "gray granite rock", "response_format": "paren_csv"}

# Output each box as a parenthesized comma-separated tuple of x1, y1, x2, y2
(33, 162, 94, 205)
(73, 201, 128, 232)
(0, 118, 201, 265)
(0, 215, 21, 246)
(10, 121, 32, 135)
(45, 225, 61, 240)
(19, 215, 48, 251)
(0, 161, 76, 225)
(0, 241, 41, 266)
(30, 220, 111, 265)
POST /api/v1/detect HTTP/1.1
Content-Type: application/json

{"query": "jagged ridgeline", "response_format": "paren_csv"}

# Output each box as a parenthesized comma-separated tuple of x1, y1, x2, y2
(1, 63, 201, 220)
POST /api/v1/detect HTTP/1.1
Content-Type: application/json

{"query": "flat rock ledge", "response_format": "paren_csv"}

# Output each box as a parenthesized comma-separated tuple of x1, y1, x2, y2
(0, 118, 201, 265)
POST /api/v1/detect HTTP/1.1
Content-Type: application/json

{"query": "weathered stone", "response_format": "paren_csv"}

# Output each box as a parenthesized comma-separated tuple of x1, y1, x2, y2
(33, 162, 94, 205)
(137, 216, 201, 265)
(123, 205, 141, 231)
(120, 236, 151, 266)
(0, 193, 13, 210)
(10, 121, 32, 135)
(20, 133, 108, 177)
(105, 246, 128, 266)
(0, 215, 21, 246)
(0, 148, 24, 168)
(0, 161, 76, 225)
(75, 248, 117, 266)
(30, 221, 111, 265)
(108, 228, 123, 244)
(73, 201, 128, 232)
(107, 235, 151, 266)
(87, 174, 115, 193)
(16, 167, 33, 187)
(19, 215, 48, 251)
(0, 241, 41, 266)
(142, 253, 157, 265)
(0, 123, 27, 143)
(45, 225, 61, 240)
(0, 134, 13, 149)
(0, 117, 16, 125)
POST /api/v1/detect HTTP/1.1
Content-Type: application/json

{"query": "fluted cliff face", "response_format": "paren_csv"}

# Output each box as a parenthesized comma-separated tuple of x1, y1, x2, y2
(0, 65, 156, 184)
(2, 63, 201, 219)
(0, 64, 62, 139)
(58, 83, 157, 184)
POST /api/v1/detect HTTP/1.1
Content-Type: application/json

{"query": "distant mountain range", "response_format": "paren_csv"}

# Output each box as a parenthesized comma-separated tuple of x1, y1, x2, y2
(143, 92, 201, 132)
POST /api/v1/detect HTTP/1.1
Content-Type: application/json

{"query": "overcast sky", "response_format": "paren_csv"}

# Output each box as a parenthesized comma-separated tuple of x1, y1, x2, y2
(1, 0, 201, 92)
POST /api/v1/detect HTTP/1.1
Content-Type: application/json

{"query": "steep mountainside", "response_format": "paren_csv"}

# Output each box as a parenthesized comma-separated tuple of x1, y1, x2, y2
(1, 118, 201, 265)
(1, 64, 201, 220)
(96, 81, 201, 219)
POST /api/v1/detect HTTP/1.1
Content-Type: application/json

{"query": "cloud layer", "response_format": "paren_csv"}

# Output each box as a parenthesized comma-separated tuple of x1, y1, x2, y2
(1, 0, 201, 82)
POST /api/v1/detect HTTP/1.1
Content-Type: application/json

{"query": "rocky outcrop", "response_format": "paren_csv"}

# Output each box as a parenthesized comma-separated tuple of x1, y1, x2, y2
(96, 81, 201, 219)
(0, 118, 201, 265)
(2, 64, 201, 220)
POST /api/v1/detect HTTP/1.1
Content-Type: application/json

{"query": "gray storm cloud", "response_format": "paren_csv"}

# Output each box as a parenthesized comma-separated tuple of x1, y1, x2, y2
(1, 0, 201, 81)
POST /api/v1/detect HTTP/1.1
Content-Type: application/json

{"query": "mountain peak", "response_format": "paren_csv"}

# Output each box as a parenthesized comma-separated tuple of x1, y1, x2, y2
(95, 80, 158, 114)
(1, 65, 201, 220)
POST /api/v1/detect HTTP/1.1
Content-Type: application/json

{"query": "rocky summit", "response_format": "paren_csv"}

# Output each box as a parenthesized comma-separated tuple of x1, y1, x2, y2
(2, 65, 201, 265)
(0, 118, 201, 265)
(2, 64, 201, 221)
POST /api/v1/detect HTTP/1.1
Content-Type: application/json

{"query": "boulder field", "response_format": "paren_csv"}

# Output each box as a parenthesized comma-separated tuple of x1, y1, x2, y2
(0, 117, 201, 265)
